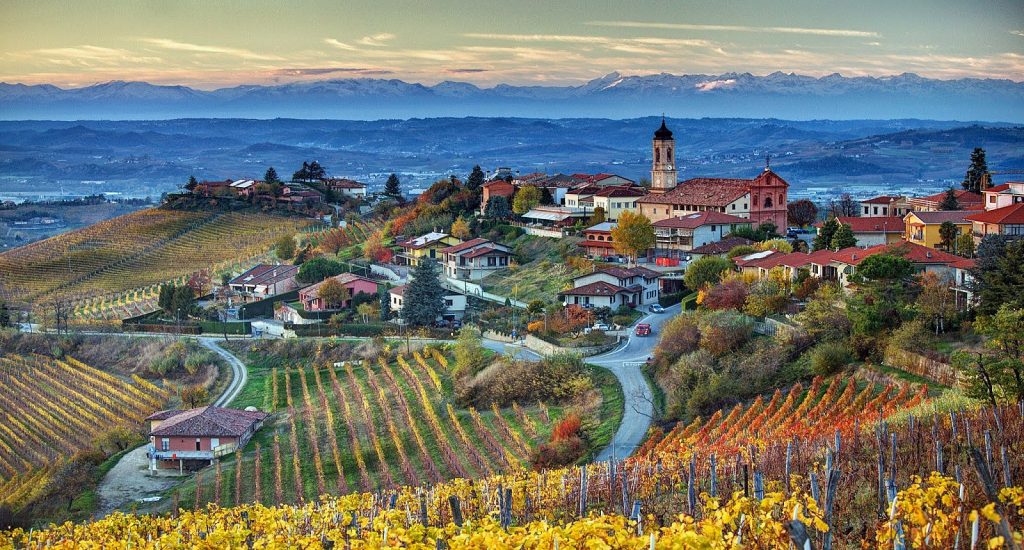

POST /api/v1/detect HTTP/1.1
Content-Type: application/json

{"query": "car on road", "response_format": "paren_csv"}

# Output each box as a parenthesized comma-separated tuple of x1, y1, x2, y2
(648, 304, 665, 314)
(634, 323, 652, 336)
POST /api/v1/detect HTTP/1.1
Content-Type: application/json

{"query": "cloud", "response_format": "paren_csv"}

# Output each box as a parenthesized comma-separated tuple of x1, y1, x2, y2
(586, 20, 880, 38)
(446, 68, 488, 73)
(463, 32, 714, 48)
(695, 78, 736, 91)
(274, 67, 393, 76)
(141, 38, 283, 61)
(324, 38, 357, 51)
(28, 45, 163, 67)
(1012, 30, 1024, 37)
(357, 33, 395, 47)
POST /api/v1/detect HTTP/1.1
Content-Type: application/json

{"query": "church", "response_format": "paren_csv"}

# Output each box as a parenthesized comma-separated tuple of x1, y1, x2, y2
(638, 119, 789, 229)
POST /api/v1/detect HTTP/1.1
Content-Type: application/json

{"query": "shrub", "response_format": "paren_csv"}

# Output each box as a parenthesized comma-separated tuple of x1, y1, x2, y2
(653, 314, 701, 367)
(551, 414, 582, 442)
(611, 314, 633, 327)
(697, 312, 752, 357)
(810, 342, 853, 375)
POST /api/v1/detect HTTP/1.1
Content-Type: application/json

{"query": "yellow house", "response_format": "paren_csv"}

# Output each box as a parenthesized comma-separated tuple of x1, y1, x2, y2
(397, 231, 461, 266)
(903, 211, 972, 249)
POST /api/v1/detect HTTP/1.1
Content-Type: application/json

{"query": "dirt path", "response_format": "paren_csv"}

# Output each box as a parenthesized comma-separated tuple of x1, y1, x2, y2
(96, 446, 184, 515)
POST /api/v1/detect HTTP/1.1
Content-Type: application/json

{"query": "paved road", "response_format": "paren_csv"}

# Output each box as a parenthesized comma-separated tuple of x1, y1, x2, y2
(588, 303, 682, 462)
(200, 337, 248, 407)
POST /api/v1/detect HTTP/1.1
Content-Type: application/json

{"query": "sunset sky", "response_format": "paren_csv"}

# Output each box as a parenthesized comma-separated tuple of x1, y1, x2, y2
(1, 0, 1021, 89)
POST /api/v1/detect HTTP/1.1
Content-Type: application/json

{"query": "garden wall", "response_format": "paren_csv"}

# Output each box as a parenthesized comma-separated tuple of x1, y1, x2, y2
(884, 348, 964, 388)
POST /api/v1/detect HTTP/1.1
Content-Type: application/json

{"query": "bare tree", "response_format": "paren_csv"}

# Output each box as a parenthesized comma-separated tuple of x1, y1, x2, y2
(829, 193, 858, 218)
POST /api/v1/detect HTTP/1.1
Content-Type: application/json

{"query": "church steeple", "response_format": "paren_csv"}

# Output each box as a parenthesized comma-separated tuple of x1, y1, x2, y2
(650, 117, 677, 194)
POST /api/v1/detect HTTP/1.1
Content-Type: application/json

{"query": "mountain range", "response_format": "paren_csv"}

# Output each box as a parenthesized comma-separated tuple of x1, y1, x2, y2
(2, 72, 1022, 121)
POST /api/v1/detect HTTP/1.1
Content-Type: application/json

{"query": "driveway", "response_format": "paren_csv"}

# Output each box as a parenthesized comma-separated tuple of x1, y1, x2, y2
(588, 303, 681, 462)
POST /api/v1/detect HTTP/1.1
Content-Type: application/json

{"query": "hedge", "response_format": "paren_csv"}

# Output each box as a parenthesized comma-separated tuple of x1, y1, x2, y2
(237, 288, 302, 320)
(199, 320, 252, 335)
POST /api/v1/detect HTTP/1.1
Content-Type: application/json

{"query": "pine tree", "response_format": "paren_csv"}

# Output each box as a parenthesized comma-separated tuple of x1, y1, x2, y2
(185, 175, 199, 192)
(813, 217, 839, 251)
(938, 187, 960, 210)
(308, 161, 326, 180)
(379, 290, 391, 321)
(384, 173, 403, 201)
(402, 260, 446, 326)
(539, 186, 554, 205)
(264, 167, 280, 183)
(466, 165, 485, 191)
(962, 147, 988, 193)
(938, 221, 959, 252)
(830, 223, 857, 250)
(484, 195, 511, 220)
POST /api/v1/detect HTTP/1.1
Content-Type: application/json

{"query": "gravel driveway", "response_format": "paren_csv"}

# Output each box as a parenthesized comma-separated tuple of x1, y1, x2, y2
(97, 445, 185, 515)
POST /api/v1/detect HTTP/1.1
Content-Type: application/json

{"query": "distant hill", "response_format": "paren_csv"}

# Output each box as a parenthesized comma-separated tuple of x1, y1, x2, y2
(2, 71, 1022, 122)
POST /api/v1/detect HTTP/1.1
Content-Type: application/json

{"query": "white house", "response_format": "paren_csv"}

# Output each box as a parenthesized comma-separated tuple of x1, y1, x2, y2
(652, 211, 752, 259)
(559, 266, 660, 308)
(439, 238, 513, 281)
(323, 178, 368, 198)
(389, 285, 467, 322)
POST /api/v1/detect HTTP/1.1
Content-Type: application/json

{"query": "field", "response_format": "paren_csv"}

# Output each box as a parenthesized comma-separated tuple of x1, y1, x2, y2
(482, 233, 587, 303)
(164, 346, 573, 509)
(0, 207, 317, 320)
(0, 354, 170, 512)
(7, 377, 1021, 548)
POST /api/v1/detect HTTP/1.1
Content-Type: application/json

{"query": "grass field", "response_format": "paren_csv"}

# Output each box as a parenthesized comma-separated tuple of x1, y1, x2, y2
(0, 206, 316, 319)
(163, 344, 612, 509)
(482, 233, 586, 303)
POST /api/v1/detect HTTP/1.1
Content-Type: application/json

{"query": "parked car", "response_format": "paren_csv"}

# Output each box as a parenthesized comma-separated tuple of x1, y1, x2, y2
(634, 323, 652, 336)
(592, 322, 611, 331)
(648, 304, 665, 314)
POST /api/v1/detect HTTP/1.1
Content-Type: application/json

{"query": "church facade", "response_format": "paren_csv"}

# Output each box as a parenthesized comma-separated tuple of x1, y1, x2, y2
(638, 120, 789, 229)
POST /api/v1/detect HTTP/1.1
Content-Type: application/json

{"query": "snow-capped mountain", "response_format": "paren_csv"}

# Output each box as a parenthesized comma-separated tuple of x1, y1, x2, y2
(1, 72, 1021, 121)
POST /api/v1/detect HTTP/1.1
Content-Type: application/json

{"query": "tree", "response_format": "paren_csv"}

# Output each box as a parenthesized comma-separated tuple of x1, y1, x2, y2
(296, 257, 344, 284)
(450, 217, 471, 240)
(181, 385, 209, 408)
(938, 221, 959, 252)
(795, 283, 850, 342)
(264, 166, 280, 184)
(684, 256, 733, 291)
(317, 277, 350, 310)
(293, 161, 310, 182)
(356, 302, 377, 323)
(955, 233, 975, 258)
(829, 222, 857, 250)
(466, 165, 485, 192)
(855, 253, 915, 283)
(829, 193, 858, 218)
(484, 195, 511, 220)
(610, 211, 655, 263)
(275, 233, 296, 260)
(170, 285, 194, 321)
(539, 186, 554, 205)
(702, 279, 748, 311)
(185, 175, 199, 192)
(812, 217, 838, 251)
(363, 231, 393, 263)
(402, 260, 446, 326)
(976, 239, 1024, 315)
(512, 185, 541, 215)
(453, 325, 487, 376)
(379, 290, 391, 321)
(917, 271, 955, 334)
(589, 206, 606, 225)
(962, 147, 988, 193)
(938, 187, 960, 210)
(384, 173, 403, 201)
(308, 161, 326, 180)
(743, 278, 788, 317)
(787, 199, 818, 228)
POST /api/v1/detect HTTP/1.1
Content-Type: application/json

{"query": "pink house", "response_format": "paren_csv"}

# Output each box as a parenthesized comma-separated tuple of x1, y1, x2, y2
(300, 273, 378, 311)
(146, 406, 268, 471)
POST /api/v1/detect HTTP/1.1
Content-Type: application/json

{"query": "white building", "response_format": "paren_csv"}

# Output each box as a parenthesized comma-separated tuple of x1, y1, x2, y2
(389, 285, 467, 322)
(559, 266, 661, 308)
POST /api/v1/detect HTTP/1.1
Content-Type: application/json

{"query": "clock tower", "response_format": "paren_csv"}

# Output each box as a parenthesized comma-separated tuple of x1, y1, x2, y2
(650, 118, 677, 194)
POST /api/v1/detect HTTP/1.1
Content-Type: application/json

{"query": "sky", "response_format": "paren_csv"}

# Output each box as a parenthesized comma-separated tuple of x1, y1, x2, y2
(1, 0, 1022, 89)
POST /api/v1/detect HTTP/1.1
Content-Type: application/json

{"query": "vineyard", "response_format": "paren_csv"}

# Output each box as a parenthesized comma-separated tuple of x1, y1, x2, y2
(167, 347, 562, 510)
(0, 354, 171, 512)
(0, 207, 317, 320)
(4, 391, 1022, 548)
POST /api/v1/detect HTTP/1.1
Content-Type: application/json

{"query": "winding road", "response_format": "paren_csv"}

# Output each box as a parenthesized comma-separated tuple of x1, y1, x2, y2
(199, 337, 247, 407)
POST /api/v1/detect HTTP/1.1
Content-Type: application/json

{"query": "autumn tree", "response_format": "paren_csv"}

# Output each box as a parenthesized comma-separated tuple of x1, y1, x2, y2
(363, 231, 393, 263)
(589, 206, 606, 225)
(743, 278, 789, 317)
(938, 187, 960, 210)
(317, 277, 350, 310)
(453, 325, 487, 377)
(610, 211, 655, 264)
(829, 193, 858, 217)
(962, 147, 988, 193)
(955, 233, 975, 257)
(275, 233, 296, 260)
(450, 217, 471, 240)
(684, 256, 732, 291)
(917, 271, 955, 334)
(181, 385, 209, 408)
(356, 302, 377, 323)
(701, 279, 748, 311)
(787, 199, 818, 227)
(512, 185, 541, 215)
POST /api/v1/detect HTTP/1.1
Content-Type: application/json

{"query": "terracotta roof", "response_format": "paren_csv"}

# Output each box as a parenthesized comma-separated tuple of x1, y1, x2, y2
(146, 409, 183, 421)
(733, 250, 782, 268)
(440, 237, 490, 254)
(907, 211, 972, 224)
(593, 186, 646, 198)
(389, 284, 407, 297)
(463, 246, 510, 259)
(987, 184, 1011, 193)
(591, 266, 661, 280)
(302, 273, 377, 299)
(322, 178, 366, 189)
(814, 216, 904, 233)
(654, 211, 750, 229)
(861, 195, 899, 204)
(150, 406, 268, 438)
(964, 202, 1024, 224)
(638, 179, 748, 207)
(690, 236, 753, 255)
(560, 280, 631, 297)
(830, 242, 965, 267)
(228, 264, 299, 286)
(741, 252, 816, 270)
(914, 189, 983, 205)
(483, 179, 515, 188)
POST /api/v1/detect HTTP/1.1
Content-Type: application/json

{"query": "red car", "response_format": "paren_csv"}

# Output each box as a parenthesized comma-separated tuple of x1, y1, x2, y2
(634, 323, 652, 337)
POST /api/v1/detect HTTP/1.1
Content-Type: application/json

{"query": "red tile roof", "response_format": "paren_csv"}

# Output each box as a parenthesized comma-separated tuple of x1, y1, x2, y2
(964, 202, 1024, 224)
(301, 273, 377, 299)
(593, 266, 661, 280)
(150, 406, 268, 438)
(654, 211, 751, 229)
(987, 184, 1011, 193)
(228, 264, 299, 286)
(915, 189, 983, 205)
(322, 178, 366, 189)
(638, 179, 749, 207)
(861, 195, 899, 204)
(815, 216, 904, 232)
(832, 242, 964, 266)
(559, 280, 631, 297)
(593, 186, 646, 198)
(389, 284, 407, 297)
(440, 237, 490, 254)
(146, 409, 184, 421)
(462, 246, 510, 259)
(690, 236, 753, 255)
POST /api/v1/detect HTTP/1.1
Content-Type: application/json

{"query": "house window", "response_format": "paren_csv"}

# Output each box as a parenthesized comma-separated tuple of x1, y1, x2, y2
(764, 197, 773, 208)
(744, 203, 748, 209)
(195, 439, 202, 451)
(873, 206, 878, 215)
(161, 438, 169, 451)
(731, 204, 736, 210)
(711, 225, 717, 232)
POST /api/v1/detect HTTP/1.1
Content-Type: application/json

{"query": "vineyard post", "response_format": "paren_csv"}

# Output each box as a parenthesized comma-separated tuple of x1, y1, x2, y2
(809, 471, 820, 504)
(448, 495, 463, 527)
(743, 464, 749, 498)
(687, 458, 696, 515)
(784, 442, 792, 494)
(984, 430, 993, 472)
(419, 492, 428, 527)
(885, 479, 906, 550)
(1001, 446, 1012, 488)
(754, 471, 764, 501)
(578, 466, 588, 518)
(822, 468, 840, 550)
(709, 454, 718, 498)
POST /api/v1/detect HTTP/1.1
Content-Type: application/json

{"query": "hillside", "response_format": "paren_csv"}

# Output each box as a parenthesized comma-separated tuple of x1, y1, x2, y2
(0, 206, 316, 320)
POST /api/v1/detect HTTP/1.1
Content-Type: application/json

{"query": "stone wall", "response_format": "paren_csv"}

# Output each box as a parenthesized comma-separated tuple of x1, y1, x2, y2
(884, 348, 963, 388)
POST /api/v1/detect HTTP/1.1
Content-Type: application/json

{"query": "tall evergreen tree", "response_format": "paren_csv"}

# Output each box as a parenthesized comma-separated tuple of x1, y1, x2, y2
(539, 186, 554, 205)
(185, 175, 199, 192)
(384, 173, 403, 201)
(308, 161, 326, 180)
(938, 187, 961, 210)
(466, 165, 485, 191)
(484, 195, 511, 220)
(830, 222, 857, 250)
(938, 221, 959, 251)
(379, 290, 392, 321)
(402, 260, 446, 326)
(293, 161, 310, 182)
(813, 217, 839, 251)
(264, 167, 280, 183)
(962, 147, 988, 193)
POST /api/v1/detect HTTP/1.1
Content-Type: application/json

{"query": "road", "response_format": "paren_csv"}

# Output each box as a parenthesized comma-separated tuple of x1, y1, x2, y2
(588, 302, 681, 462)
(200, 337, 247, 407)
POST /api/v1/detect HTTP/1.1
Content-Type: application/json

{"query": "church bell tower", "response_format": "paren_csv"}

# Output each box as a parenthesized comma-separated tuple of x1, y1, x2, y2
(650, 118, 677, 194)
